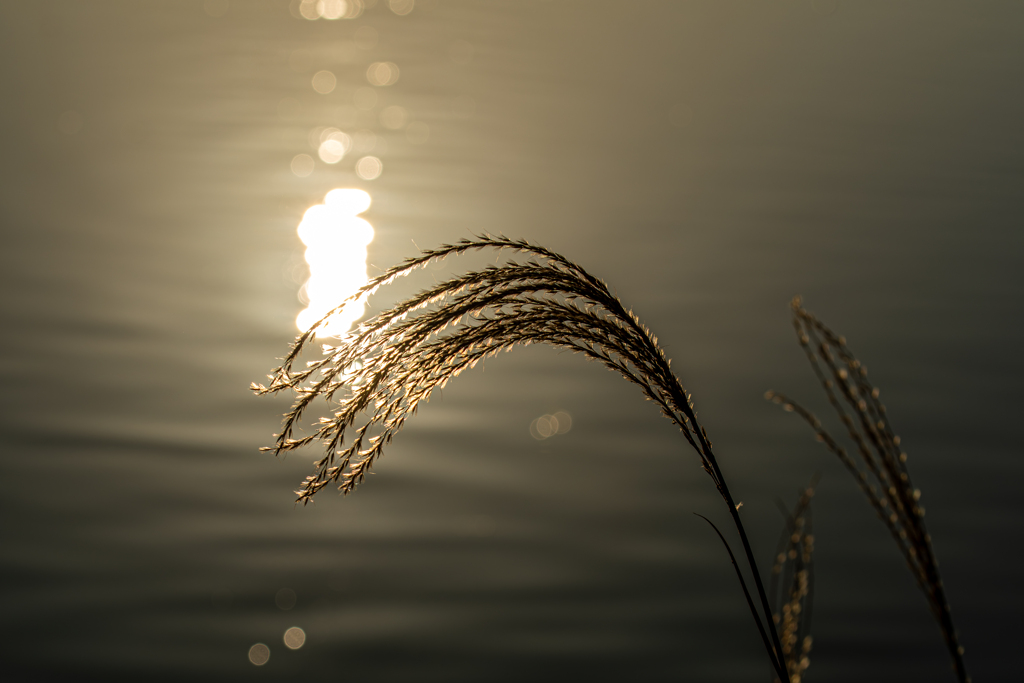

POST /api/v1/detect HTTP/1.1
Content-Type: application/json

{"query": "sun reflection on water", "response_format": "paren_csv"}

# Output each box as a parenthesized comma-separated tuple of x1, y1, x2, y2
(316, 128, 352, 163)
(295, 0, 365, 21)
(296, 189, 374, 337)
(284, 0, 426, 333)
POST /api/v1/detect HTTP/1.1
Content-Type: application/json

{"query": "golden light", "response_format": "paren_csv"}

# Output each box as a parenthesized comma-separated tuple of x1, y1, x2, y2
(355, 156, 382, 180)
(283, 626, 306, 650)
(248, 643, 270, 666)
(325, 187, 372, 214)
(389, 0, 415, 16)
(317, 129, 351, 163)
(366, 62, 400, 87)
(311, 70, 337, 94)
(530, 411, 573, 440)
(299, 0, 322, 20)
(291, 153, 314, 177)
(318, 0, 346, 20)
(296, 189, 374, 337)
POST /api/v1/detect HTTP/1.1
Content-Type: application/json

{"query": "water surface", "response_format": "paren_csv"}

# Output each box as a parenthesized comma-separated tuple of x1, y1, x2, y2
(1, 2, 1022, 681)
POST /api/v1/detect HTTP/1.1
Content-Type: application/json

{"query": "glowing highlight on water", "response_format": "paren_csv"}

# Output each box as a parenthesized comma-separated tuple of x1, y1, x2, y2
(296, 188, 373, 337)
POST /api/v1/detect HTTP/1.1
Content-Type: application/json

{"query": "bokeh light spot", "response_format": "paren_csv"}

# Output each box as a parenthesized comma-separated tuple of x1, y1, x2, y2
(283, 627, 307, 650)
(248, 643, 270, 666)
(299, 0, 322, 20)
(317, 129, 352, 163)
(366, 62, 399, 87)
(347, 0, 365, 18)
(355, 156, 382, 180)
(379, 105, 408, 130)
(275, 587, 297, 611)
(312, 70, 337, 94)
(318, 0, 346, 19)
(530, 411, 572, 440)
(308, 126, 326, 150)
(321, 127, 348, 144)
(291, 154, 314, 177)
(322, 0, 364, 18)
(389, 0, 414, 16)
(319, 139, 346, 163)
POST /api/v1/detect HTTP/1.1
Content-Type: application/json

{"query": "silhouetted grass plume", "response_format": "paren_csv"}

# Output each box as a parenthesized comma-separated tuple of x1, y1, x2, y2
(256, 239, 968, 681)
(769, 479, 818, 683)
(766, 298, 969, 683)
(254, 235, 791, 680)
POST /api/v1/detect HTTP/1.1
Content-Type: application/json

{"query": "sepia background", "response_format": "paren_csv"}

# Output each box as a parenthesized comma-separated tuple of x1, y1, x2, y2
(1, 1, 1022, 680)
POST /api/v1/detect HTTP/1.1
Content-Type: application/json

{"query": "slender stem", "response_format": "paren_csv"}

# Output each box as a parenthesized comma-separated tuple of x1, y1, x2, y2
(931, 579, 969, 682)
(694, 431, 790, 682)
(695, 514, 784, 682)
(663, 375, 788, 679)
(722, 470, 790, 682)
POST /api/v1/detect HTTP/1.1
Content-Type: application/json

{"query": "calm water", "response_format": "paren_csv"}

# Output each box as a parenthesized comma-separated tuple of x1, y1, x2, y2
(1, 1, 1022, 681)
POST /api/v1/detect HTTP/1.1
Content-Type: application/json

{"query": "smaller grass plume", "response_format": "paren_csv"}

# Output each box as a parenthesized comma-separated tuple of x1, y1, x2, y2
(766, 297, 969, 683)
(768, 479, 818, 683)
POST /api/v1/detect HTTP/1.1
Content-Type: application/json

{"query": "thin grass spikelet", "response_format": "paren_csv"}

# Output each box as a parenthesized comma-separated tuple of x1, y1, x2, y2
(766, 297, 969, 683)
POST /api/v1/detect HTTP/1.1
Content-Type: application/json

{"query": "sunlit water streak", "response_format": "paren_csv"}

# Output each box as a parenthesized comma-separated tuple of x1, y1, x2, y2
(296, 189, 373, 336)
(283, 0, 423, 188)
(0, 2, 1021, 682)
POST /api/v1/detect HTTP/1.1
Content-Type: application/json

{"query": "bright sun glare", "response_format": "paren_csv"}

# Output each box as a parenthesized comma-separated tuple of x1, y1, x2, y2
(295, 188, 373, 337)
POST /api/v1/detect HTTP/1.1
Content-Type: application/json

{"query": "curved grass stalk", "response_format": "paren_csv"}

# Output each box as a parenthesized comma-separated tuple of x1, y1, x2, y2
(766, 297, 969, 683)
(254, 235, 790, 680)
